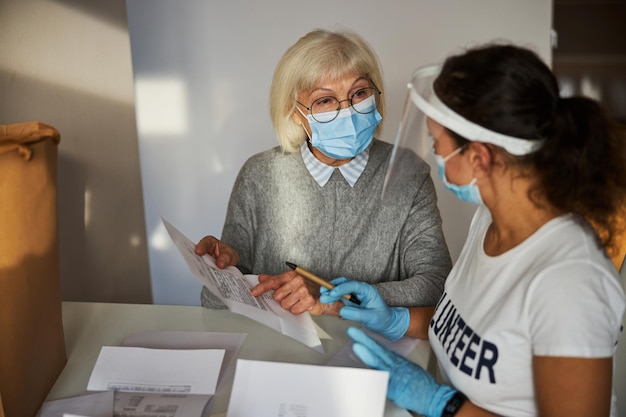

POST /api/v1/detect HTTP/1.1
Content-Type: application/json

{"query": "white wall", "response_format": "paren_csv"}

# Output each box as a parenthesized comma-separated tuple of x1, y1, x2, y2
(126, 0, 553, 305)
(0, 0, 152, 303)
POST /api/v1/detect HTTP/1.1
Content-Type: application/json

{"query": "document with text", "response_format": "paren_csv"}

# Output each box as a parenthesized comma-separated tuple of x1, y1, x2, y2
(162, 218, 323, 353)
(84, 346, 225, 417)
(39, 390, 212, 417)
(87, 346, 225, 395)
(39, 390, 114, 417)
(113, 391, 211, 417)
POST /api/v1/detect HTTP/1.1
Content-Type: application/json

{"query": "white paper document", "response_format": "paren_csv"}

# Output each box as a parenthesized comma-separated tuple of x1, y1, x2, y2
(38, 391, 114, 417)
(122, 330, 246, 383)
(226, 359, 388, 417)
(87, 346, 225, 395)
(40, 390, 211, 417)
(162, 218, 323, 352)
(113, 391, 211, 417)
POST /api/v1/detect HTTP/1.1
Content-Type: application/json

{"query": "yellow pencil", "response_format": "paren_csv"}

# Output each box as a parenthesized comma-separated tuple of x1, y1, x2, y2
(285, 262, 361, 305)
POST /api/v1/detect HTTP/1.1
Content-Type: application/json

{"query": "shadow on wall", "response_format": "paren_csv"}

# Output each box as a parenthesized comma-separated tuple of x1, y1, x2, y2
(51, 0, 129, 30)
(0, 68, 153, 304)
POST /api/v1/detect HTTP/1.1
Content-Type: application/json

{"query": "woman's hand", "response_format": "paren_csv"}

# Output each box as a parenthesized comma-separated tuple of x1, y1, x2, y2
(348, 326, 457, 417)
(194, 235, 239, 269)
(319, 278, 410, 341)
(250, 270, 342, 316)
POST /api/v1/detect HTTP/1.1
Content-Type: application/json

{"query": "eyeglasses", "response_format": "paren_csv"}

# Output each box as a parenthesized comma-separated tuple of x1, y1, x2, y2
(296, 85, 382, 123)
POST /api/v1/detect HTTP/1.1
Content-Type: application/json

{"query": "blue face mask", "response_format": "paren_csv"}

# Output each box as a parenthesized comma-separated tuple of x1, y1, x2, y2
(299, 97, 382, 159)
(434, 147, 483, 205)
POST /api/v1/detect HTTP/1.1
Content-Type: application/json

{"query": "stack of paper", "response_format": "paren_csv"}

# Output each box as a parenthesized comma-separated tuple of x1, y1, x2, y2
(39, 331, 415, 417)
(39, 331, 245, 417)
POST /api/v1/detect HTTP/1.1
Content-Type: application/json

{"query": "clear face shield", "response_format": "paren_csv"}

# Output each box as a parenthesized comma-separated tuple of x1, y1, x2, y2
(382, 65, 442, 201)
(382, 65, 543, 201)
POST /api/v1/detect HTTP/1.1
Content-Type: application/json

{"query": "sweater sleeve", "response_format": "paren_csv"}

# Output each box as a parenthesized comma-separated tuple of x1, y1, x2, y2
(220, 157, 258, 274)
(200, 155, 259, 309)
(373, 161, 452, 307)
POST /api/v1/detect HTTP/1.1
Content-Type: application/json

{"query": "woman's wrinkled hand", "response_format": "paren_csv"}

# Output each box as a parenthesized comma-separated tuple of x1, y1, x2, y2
(251, 270, 342, 316)
(194, 235, 239, 269)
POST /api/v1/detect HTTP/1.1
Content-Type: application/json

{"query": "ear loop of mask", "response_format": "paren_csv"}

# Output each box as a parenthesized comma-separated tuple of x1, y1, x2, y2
(442, 145, 465, 163)
(436, 144, 483, 205)
(295, 106, 313, 142)
(439, 144, 478, 185)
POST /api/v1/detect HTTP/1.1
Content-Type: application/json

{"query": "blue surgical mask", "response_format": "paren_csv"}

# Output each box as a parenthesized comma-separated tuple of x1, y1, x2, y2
(298, 96, 382, 159)
(434, 147, 483, 205)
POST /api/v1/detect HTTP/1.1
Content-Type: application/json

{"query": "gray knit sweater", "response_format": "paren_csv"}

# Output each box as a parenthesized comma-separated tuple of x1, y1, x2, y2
(201, 139, 451, 308)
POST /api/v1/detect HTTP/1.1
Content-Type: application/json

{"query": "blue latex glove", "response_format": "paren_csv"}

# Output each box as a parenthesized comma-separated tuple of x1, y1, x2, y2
(348, 326, 457, 417)
(319, 278, 410, 341)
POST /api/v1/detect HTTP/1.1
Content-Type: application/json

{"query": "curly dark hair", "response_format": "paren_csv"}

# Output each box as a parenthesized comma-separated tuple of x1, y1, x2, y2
(433, 44, 626, 254)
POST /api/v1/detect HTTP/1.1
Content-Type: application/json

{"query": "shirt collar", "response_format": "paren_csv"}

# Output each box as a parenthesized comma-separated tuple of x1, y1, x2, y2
(300, 142, 369, 187)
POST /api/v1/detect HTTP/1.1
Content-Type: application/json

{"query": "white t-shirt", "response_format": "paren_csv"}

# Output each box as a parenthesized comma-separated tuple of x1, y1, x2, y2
(429, 206, 625, 417)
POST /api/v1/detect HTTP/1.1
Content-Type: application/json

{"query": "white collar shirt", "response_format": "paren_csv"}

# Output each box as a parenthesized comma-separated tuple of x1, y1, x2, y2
(300, 142, 369, 187)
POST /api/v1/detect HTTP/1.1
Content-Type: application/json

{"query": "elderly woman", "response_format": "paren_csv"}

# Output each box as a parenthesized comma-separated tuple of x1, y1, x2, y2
(195, 29, 451, 315)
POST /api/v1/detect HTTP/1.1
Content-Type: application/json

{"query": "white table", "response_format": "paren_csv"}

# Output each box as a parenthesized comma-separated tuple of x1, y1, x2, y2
(47, 302, 432, 416)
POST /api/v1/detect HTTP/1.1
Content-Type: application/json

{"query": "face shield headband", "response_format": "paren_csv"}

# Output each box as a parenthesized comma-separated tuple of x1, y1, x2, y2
(408, 65, 543, 155)
(382, 65, 544, 201)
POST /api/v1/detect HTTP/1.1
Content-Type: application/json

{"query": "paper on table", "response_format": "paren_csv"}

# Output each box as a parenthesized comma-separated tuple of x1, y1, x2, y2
(38, 391, 114, 417)
(226, 359, 388, 417)
(113, 392, 211, 417)
(87, 346, 224, 395)
(122, 330, 246, 383)
(38, 390, 211, 417)
(162, 218, 323, 353)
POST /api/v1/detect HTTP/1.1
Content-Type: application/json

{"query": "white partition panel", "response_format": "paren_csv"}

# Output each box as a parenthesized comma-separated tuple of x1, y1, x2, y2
(126, 0, 552, 305)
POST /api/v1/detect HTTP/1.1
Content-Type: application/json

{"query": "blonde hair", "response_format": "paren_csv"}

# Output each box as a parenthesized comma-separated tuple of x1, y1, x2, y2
(269, 29, 385, 153)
